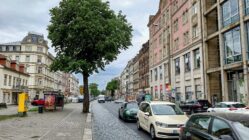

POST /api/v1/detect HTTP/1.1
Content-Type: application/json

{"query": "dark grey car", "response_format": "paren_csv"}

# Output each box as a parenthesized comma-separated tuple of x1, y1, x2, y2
(180, 112, 249, 140)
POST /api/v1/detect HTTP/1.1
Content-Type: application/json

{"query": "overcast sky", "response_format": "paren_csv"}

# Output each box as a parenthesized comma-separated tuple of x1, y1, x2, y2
(0, 0, 159, 90)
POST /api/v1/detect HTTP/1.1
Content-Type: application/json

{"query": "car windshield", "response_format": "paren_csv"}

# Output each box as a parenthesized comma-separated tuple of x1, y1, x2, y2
(232, 103, 246, 108)
(126, 103, 138, 109)
(234, 122, 249, 140)
(151, 104, 184, 115)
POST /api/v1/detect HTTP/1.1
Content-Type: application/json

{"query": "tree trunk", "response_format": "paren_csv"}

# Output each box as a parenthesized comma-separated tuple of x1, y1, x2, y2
(83, 72, 89, 113)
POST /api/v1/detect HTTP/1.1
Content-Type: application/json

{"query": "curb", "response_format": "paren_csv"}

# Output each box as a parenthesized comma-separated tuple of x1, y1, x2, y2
(83, 104, 92, 140)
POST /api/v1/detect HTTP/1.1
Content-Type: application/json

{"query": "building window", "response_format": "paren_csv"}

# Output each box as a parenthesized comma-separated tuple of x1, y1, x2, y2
(13, 77, 16, 87)
(224, 26, 242, 64)
(185, 86, 192, 101)
(164, 63, 168, 77)
(195, 85, 202, 99)
(4, 74, 7, 86)
(184, 53, 191, 72)
(37, 46, 43, 52)
(194, 49, 200, 68)
(154, 68, 158, 81)
(25, 55, 30, 62)
(174, 38, 179, 50)
(222, 0, 239, 27)
(183, 31, 189, 45)
(38, 66, 43, 73)
(159, 34, 163, 44)
(246, 0, 249, 15)
(37, 55, 42, 63)
(174, 19, 178, 32)
(175, 58, 180, 75)
(192, 2, 198, 15)
(8, 46, 13, 51)
(151, 70, 153, 82)
(159, 66, 163, 80)
(173, 0, 178, 12)
(182, 10, 188, 25)
(15, 55, 20, 62)
(2, 46, 6, 51)
(192, 25, 198, 38)
(8, 75, 11, 86)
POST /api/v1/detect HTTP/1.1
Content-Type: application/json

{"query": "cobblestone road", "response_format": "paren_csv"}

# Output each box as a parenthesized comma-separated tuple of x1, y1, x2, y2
(92, 101, 150, 140)
(0, 103, 87, 140)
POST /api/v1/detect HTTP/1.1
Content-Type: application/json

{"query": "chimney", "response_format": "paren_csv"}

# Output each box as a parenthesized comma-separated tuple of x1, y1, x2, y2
(0, 54, 7, 65)
(19, 64, 25, 73)
(11, 60, 18, 70)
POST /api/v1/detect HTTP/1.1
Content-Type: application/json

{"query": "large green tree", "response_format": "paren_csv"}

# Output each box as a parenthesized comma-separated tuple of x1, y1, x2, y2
(89, 83, 100, 97)
(106, 79, 119, 98)
(48, 0, 132, 113)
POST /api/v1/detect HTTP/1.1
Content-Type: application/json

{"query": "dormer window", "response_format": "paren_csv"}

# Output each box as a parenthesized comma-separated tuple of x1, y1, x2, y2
(38, 38, 43, 43)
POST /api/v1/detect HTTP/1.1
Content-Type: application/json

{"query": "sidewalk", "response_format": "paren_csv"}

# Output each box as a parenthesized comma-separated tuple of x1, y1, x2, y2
(0, 104, 36, 115)
(0, 103, 92, 140)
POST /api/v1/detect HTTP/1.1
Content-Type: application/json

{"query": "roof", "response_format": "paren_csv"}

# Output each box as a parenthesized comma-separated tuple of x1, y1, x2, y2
(0, 41, 21, 46)
(192, 112, 249, 123)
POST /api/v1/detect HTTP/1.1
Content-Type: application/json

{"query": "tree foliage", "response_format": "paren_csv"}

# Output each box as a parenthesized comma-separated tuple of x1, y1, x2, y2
(106, 79, 119, 97)
(89, 83, 100, 97)
(48, 0, 132, 113)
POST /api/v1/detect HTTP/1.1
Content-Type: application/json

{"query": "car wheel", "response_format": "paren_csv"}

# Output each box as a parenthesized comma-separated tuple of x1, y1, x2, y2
(119, 112, 122, 119)
(150, 125, 156, 140)
(137, 119, 141, 130)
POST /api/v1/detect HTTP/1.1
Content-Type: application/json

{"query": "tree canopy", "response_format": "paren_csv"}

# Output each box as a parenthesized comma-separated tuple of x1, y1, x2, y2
(48, 0, 132, 113)
(106, 79, 119, 97)
(89, 83, 100, 97)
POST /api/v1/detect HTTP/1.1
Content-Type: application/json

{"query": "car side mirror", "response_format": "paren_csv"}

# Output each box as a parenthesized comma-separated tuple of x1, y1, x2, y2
(220, 135, 233, 140)
(144, 112, 150, 116)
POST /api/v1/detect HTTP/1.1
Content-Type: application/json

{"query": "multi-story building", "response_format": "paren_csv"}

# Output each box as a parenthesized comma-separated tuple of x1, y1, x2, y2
(133, 55, 140, 97)
(138, 41, 150, 94)
(127, 59, 134, 99)
(0, 54, 29, 104)
(0, 32, 79, 100)
(148, 0, 204, 103)
(68, 74, 80, 96)
(148, 0, 172, 101)
(202, 0, 249, 104)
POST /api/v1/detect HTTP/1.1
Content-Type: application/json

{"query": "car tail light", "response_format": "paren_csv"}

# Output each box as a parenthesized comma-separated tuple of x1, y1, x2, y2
(229, 107, 237, 111)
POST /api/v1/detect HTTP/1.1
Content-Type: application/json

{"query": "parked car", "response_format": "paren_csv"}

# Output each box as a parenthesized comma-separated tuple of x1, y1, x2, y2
(207, 102, 248, 113)
(118, 101, 139, 121)
(78, 95, 84, 103)
(72, 97, 79, 103)
(31, 99, 45, 106)
(105, 96, 113, 102)
(137, 101, 188, 139)
(136, 93, 145, 105)
(179, 112, 249, 140)
(98, 95, 105, 103)
(180, 100, 212, 115)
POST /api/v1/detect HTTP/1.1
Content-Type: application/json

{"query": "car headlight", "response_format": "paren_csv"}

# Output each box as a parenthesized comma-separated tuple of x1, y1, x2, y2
(155, 121, 168, 128)
(125, 110, 131, 115)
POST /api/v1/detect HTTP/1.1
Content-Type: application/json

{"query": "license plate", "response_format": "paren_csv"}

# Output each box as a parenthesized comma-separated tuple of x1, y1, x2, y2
(173, 130, 178, 134)
(203, 106, 208, 109)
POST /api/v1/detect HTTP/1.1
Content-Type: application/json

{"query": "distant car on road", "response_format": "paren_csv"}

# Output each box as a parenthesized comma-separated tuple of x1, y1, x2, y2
(118, 101, 139, 121)
(72, 97, 79, 103)
(137, 101, 188, 139)
(207, 102, 248, 113)
(105, 96, 113, 102)
(98, 95, 105, 103)
(114, 99, 125, 104)
(180, 112, 249, 140)
(179, 100, 211, 115)
(31, 99, 45, 106)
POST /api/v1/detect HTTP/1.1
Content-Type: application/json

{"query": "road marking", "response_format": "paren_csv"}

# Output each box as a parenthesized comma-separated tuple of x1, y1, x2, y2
(38, 109, 76, 140)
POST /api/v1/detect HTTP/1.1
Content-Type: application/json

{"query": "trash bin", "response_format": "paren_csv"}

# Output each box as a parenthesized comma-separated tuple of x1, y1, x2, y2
(38, 106, 43, 113)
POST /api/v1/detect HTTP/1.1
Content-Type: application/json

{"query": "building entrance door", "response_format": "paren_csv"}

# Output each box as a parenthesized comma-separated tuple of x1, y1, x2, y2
(227, 71, 244, 102)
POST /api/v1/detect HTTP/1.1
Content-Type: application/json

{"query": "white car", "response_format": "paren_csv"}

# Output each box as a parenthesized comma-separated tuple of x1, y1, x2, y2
(98, 95, 105, 103)
(137, 101, 188, 139)
(207, 102, 248, 113)
(71, 97, 79, 103)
